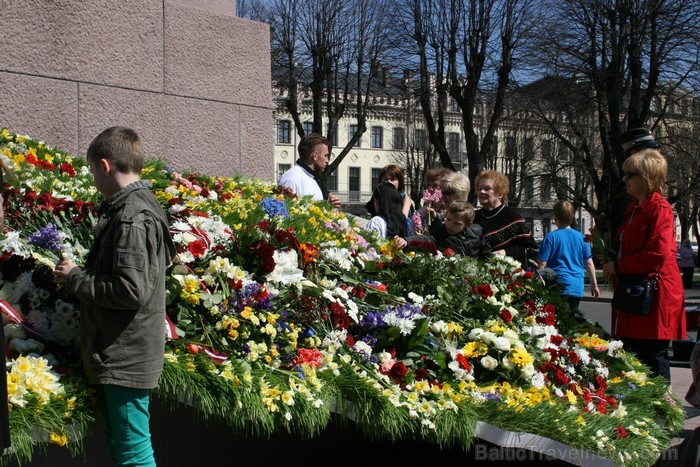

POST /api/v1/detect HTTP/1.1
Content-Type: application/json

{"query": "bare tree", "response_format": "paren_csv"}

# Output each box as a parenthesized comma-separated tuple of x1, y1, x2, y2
(397, 0, 538, 199)
(528, 0, 700, 240)
(269, 0, 395, 179)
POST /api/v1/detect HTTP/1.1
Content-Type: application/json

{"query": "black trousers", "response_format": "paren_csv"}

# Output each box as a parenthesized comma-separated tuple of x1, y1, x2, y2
(620, 337, 671, 382)
(681, 267, 694, 289)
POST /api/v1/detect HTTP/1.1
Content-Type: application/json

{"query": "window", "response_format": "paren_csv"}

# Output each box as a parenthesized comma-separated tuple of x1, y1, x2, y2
(326, 168, 338, 192)
(541, 140, 552, 160)
(371, 168, 381, 190)
(371, 126, 383, 148)
(489, 134, 499, 160)
(524, 137, 534, 158)
(414, 129, 426, 150)
(303, 121, 313, 135)
(505, 136, 517, 159)
(558, 144, 569, 161)
(448, 132, 460, 156)
(326, 123, 338, 146)
(277, 120, 291, 144)
(349, 125, 360, 147)
(393, 128, 405, 149)
(277, 164, 291, 181)
(348, 167, 361, 202)
(450, 98, 459, 112)
(524, 176, 534, 199)
(540, 175, 552, 200)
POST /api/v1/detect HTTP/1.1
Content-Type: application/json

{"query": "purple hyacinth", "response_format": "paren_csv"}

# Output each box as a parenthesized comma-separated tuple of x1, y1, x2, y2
(28, 223, 63, 253)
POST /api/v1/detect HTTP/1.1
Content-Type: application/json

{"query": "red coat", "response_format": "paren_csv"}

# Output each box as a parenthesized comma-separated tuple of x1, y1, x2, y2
(611, 192, 685, 340)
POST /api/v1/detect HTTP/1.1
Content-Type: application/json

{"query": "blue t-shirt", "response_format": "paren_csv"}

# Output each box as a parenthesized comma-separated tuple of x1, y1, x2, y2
(538, 227, 592, 297)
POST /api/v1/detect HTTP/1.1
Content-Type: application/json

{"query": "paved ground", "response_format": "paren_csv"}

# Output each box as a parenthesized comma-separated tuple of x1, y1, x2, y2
(581, 283, 700, 449)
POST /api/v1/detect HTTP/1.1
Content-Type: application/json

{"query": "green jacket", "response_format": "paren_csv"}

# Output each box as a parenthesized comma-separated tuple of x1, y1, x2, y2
(66, 180, 176, 389)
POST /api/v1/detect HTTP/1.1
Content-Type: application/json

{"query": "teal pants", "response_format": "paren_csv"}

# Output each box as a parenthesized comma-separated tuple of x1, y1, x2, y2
(103, 385, 156, 467)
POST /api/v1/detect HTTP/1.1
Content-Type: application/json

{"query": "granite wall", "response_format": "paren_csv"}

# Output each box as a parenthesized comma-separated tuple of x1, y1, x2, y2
(0, 0, 273, 180)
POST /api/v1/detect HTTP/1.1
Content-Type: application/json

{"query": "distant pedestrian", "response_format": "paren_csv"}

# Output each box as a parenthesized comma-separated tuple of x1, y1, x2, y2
(679, 238, 695, 289)
(537, 200, 600, 316)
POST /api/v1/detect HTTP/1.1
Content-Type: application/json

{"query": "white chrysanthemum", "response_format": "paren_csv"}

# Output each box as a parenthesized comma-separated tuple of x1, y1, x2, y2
(531, 372, 546, 389)
(176, 251, 195, 264)
(575, 348, 591, 365)
(334, 287, 349, 301)
(25, 308, 51, 336)
(468, 328, 484, 340)
(382, 312, 417, 336)
(408, 292, 424, 305)
(172, 220, 190, 231)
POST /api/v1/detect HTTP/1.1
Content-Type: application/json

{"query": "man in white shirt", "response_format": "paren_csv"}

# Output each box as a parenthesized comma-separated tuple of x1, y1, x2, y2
(278, 133, 341, 209)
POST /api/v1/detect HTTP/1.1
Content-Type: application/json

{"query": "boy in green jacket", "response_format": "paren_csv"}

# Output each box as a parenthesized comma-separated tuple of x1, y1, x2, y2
(54, 127, 176, 466)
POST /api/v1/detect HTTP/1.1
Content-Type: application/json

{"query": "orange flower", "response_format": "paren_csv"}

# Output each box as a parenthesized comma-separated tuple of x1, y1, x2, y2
(299, 243, 318, 264)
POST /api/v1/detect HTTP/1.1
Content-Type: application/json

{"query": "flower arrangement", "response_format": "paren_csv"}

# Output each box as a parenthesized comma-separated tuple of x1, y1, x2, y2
(0, 128, 686, 466)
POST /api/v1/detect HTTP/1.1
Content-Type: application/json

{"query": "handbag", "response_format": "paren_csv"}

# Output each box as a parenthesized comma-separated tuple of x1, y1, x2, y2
(612, 274, 658, 316)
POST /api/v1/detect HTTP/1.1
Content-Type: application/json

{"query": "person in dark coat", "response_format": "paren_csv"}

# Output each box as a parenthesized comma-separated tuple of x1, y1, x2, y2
(474, 170, 538, 268)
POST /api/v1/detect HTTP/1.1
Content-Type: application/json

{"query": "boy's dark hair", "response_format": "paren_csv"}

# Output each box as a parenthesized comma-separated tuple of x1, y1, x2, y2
(446, 200, 475, 225)
(87, 126, 144, 173)
(298, 133, 330, 162)
(374, 181, 407, 238)
(553, 200, 575, 227)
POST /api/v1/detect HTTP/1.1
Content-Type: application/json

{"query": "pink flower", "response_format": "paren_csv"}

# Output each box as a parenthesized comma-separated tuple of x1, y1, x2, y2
(421, 187, 443, 205)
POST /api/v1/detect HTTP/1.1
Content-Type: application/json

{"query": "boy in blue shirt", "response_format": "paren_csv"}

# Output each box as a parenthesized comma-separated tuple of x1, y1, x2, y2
(537, 200, 600, 315)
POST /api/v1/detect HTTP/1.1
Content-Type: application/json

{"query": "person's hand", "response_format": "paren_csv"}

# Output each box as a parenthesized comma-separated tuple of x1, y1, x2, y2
(327, 193, 341, 209)
(54, 259, 77, 286)
(601, 261, 616, 280)
(492, 249, 506, 257)
(590, 283, 600, 298)
(393, 236, 407, 250)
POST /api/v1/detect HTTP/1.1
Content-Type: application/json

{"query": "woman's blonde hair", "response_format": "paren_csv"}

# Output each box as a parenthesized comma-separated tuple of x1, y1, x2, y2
(440, 172, 470, 201)
(622, 149, 667, 194)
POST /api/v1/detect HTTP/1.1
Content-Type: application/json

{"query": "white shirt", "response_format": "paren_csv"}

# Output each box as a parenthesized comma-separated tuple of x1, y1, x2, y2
(278, 165, 323, 201)
(365, 216, 387, 238)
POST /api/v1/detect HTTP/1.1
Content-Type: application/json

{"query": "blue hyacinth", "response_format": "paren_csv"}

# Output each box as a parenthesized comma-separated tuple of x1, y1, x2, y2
(261, 197, 288, 218)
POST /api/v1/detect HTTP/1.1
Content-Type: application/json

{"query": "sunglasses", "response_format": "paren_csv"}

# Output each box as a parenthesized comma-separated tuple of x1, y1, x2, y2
(623, 172, 639, 179)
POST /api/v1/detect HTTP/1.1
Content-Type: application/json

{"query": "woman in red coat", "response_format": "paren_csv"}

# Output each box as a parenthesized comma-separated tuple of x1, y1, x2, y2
(602, 149, 685, 381)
